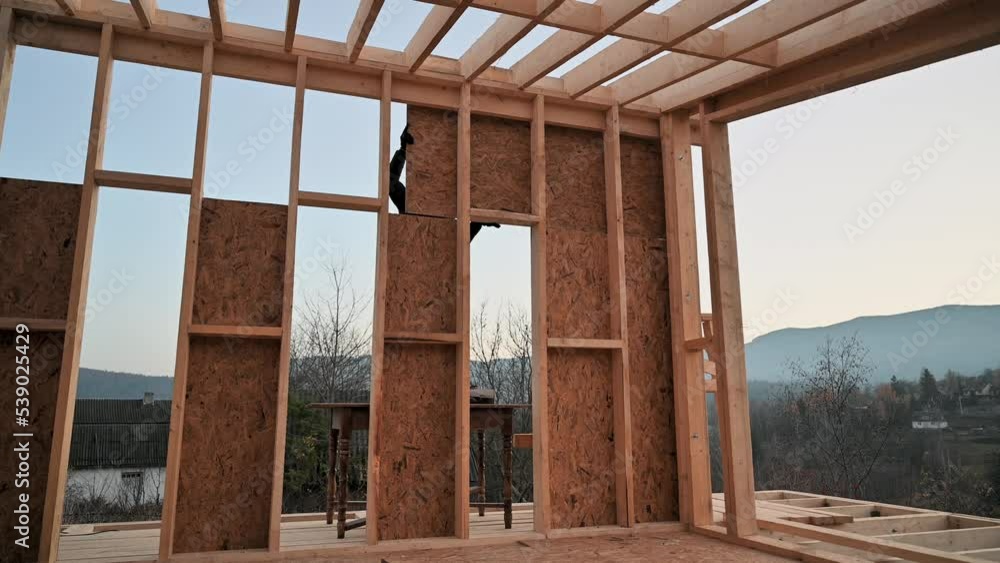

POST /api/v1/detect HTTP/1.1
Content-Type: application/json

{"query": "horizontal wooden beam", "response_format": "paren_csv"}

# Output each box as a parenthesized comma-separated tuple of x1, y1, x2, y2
(459, 0, 568, 80)
(298, 191, 382, 212)
(128, 0, 156, 29)
(384, 331, 463, 344)
(0, 317, 67, 331)
(470, 208, 539, 226)
(346, 0, 387, 63)
(548, 337, 623, 350)
(406, 2, 471, 72)
(208, 0, 225, 42)
(93, 169, 192, 194)
(52, 0, 78, 16)
(188, 324, 284, 339)
(694, 525, 871, 563)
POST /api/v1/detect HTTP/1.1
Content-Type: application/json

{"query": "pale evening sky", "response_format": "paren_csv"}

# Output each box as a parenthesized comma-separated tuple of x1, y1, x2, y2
(1, 1, 998, 376)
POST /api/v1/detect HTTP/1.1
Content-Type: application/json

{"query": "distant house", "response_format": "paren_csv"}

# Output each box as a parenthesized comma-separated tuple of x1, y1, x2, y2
(68, 393, 171, 504)
(912, 409, 948, 430)
(976, 383, 994, 398)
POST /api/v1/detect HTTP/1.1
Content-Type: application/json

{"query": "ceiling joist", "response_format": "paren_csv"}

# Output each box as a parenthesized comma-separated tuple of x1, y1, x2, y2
(405, 1, 473, 72)
(283, 0, 299, 50)
(53, 0, 78, 17)
(460, 0, 568, 80)
(208, 0, 225, 42)
(346, 0, 387, 63)
(129, 0, 156, 29)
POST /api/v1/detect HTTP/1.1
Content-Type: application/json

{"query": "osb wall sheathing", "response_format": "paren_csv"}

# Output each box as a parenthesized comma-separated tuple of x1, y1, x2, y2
(0, 178, 80, 563)
(546, 229, 611, 340)
(621, 135, 666, 238)
(0, 331, 63, 563)
(377, 344, 457, 540)
(174, 198, 286, 553)
(471, 115, 531, 214)
(405, 106, 458, 218)
(385, 214, 457, 334)
(175, 337, 280, 553)
(193, 198, 287, 327)
(0, 178, 81, 319)
(625, 236, 679, 523)
(547, 348, 617, 529)
(545, 125, 606, 233)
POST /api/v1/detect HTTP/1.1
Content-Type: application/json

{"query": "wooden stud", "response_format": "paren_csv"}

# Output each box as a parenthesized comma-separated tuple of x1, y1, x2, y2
(405, 2, 472, 72)
(298, 191, 382, 212)
(188, 324, 284, 339)
(455, 80, 473, 540)
(37, 22, 114, 563)
(547, 338, 624, 350)
(208, 0, 225, 42)
(529, 94, 551, 536)
(346, 0, 387, 63)
(0, 7, 14, 149)
(128, 0, 157, 29)
(661, 110, 713, 528)
(365, 69, 392, 545)
(469, 208, 539, 226)
(699, 105, 756, 537)
(269, 55, 307, 551)
(383, 331, 463, 344)
(158, 41, 214, 561)
(603, 104, 634, 528)
(283, 0, 300, 51)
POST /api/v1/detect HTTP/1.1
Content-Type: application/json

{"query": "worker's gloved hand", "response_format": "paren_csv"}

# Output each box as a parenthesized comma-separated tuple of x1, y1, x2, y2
(401, 124, 415, 146)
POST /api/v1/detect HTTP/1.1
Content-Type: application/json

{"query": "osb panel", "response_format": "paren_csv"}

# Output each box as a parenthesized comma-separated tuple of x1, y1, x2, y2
(377, 344, 457, 540)
(470, 114, 531, 214)
(0, 178, 81, 319)
(547, 348, 616, 529)
(193, 198, 286, 327)
(174, 337, 280, 553)
(625, 236, 679, 523)
(546, 229, 611, 340)
(545, 125, 606, 233)
(621, 135, 666, 238)
(385, 214, 457, 334)
(0, 331, 63, 563)
(406, 105, 458, 219)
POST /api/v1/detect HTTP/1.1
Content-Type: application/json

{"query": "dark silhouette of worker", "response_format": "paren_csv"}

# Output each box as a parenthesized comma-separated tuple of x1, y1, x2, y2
(389, 124, 500, 241)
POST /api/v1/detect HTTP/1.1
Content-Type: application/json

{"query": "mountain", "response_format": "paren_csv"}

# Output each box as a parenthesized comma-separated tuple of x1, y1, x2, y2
(78, 368, 173, 399)
(746, 304, 1000, 383)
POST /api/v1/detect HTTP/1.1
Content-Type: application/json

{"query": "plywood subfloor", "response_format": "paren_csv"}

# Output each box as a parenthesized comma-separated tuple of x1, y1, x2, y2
(57, 510, 534, 562)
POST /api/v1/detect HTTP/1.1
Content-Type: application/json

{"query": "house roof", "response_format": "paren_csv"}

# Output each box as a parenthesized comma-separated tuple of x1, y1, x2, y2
(69, 399, 171, 470)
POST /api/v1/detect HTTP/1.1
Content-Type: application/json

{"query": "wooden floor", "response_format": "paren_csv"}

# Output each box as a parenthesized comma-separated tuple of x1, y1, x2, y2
(58, 509, 535, 562)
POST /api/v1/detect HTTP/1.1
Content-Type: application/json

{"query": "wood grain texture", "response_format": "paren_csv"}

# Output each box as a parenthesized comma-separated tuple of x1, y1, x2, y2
(377, 344, 457, 540)
(547, 348, 617, 529)
(546, 228, 611, 340)
(385, 214, 457, 334)
(0, 331, 63, 563)
(471, 114, 531, 214)
(193, 199, 287, 328)
(406, 105, 458, 219)
(0, 178, 81, 319)
(624, 235, 679, 523)
(545, 125, 606, 233)
(173, 337, 280, 554)
(620, 135, 665, 238)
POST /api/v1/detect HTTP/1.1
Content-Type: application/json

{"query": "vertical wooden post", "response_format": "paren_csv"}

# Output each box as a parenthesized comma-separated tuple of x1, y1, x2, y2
(661, 110, 714, 529)
(38, 24, 114, 563)
(365, 69, 392, 545)
(529, 94, 551, 535)
(603, 105, 634, 528)
(699, 104, 757, 537)
(454, 81, 473, 540)
(159, 41, 214, 561)
(269, 54, 307, 551)
(0, 7, 15, 149)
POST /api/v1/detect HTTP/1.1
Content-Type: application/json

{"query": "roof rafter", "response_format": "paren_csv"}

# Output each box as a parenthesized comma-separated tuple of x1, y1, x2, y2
(561, 0, 757, 98)
(610, 0, 869, 105)
(208, 0, 225, 42)
(284, 0, 300, 51)
(510, 0, 659, 89)
(405, 1, 473, 72)
(52, 0, 78, 16)
(459, 0, 568, 80)
(643, 0, 959, 115)
(129, 0, 156, 29)
(346, 0, 387, 63)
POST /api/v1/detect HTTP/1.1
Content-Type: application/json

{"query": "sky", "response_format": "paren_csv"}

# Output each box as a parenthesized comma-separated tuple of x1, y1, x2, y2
(1, 1, 998, 377)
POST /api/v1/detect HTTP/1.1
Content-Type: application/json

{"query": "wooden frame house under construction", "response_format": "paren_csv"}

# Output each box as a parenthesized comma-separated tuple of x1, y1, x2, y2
(1, 1, 999, 562)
